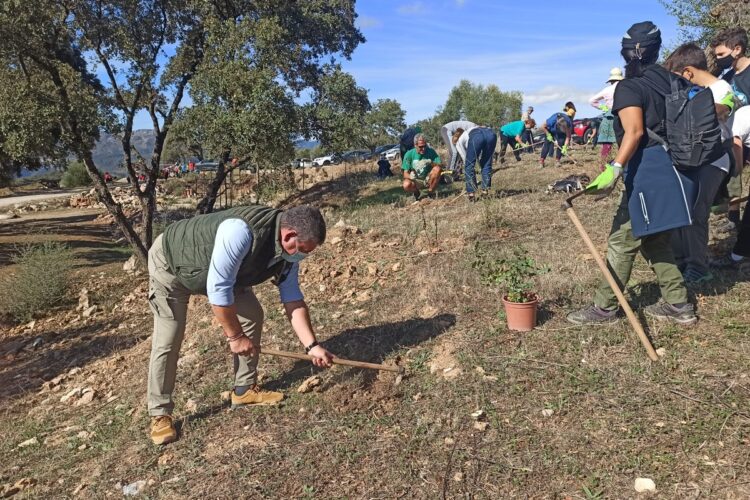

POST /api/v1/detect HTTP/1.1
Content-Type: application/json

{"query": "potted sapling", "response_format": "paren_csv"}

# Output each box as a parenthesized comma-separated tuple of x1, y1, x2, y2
(472, 245, 547, 332)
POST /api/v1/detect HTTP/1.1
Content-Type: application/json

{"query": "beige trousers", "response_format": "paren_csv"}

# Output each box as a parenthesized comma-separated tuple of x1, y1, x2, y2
(147, 234, 264, 416)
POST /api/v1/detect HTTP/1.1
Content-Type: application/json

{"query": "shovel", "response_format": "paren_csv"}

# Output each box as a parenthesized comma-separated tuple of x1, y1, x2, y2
(562, 190, 659, 361)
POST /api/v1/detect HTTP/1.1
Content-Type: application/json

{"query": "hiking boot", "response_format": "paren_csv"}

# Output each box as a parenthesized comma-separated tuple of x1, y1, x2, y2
(710, 254, 746, 270)
(467, 193, 477, 203)
(566, 304, 618, 325)
(413, 191, 421, 202)
(481, 189, 491, 198)
(682, 267, 713, 285)
(644, 301, 697, 325)
(539, 159, 545, 168)
(231, 386, 284, 409)
(150, 415, 177, 445)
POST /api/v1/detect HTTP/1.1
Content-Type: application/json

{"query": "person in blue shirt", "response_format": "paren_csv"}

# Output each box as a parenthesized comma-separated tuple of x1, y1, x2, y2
(498, 118, 535, 163)
(540, 102, 576, 167)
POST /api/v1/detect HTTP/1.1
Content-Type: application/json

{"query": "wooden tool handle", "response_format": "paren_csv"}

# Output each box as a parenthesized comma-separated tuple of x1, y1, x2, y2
(564, 206, 659, 362)
(260, 348, 403, 373)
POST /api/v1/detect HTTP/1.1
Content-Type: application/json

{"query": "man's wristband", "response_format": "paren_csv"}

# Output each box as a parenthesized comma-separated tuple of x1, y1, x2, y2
(226, 333, 246, 343)
(305, 340, 319, 353)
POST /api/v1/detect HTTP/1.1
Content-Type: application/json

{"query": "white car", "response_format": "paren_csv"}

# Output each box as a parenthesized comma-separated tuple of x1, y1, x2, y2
(312, 154, 338, 167)
(384, 146, 400, 161)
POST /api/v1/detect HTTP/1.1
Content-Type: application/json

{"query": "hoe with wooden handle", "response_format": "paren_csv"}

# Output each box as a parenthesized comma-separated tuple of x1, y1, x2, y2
(562, 190, 659, 361)
(260, 348, 404, 373)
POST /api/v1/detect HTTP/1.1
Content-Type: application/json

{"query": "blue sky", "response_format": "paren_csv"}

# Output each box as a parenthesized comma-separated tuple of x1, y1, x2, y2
(344, 0, 680, 124)
(130, 0, 681, 130)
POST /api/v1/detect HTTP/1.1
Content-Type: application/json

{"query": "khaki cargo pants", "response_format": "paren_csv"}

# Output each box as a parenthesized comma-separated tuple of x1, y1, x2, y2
(147, 234, 264, 417)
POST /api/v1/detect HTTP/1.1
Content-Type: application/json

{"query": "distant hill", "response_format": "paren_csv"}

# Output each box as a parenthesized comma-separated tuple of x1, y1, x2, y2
(92, 129, 156, 175)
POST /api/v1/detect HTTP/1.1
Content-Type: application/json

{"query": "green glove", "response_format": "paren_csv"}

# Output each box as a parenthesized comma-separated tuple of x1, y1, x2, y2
(586, 163, 622, 195)
(598, 104, 610, 113)
(561, 144, 569, 155)
(514, 142, 522, 150)
(545, 132, 553, 142)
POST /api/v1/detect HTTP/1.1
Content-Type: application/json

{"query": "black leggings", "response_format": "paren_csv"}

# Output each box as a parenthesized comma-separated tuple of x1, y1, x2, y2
(540, 132, 565, 160)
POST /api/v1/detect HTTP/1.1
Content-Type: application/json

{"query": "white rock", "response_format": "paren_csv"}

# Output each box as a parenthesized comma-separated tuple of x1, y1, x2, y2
(656, 347, 667, 357)
(60, 388, 83, 403)
(541, 409, 554, 417)
(473, 421, 489, 431)
(123, 255, 138, 272)
(75, 390, 95, 406)
(185, 398, 198, 413)
(470, 410, 485, 420)
(82, 305, 97, 318)
(122, 480, 147, 496)
(17, 437, 39, 448)
(634, 477, 656, 493)
(68, 367, 82, 376)
(297, 375, 322, 394)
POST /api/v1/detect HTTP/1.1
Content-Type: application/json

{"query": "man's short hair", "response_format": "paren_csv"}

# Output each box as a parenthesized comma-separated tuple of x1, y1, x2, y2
(711, 27, 748, 53)
(525, 118, 536, 128)
(663, 42, 708, 72)
(413, 133, 426, 145)
(280, 205, 326, 244)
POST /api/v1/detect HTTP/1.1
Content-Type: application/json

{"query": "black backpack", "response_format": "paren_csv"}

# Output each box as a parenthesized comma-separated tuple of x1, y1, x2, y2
(399, 127, 420, 156)
(640, 73, 724, 170)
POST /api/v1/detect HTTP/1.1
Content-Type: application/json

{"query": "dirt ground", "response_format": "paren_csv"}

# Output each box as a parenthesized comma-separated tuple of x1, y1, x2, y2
(1, 147, 749, 498)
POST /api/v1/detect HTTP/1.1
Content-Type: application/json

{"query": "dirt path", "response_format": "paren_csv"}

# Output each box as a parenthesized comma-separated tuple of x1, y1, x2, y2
(0, 189, 85, 209)
(0, 208, 129, 267)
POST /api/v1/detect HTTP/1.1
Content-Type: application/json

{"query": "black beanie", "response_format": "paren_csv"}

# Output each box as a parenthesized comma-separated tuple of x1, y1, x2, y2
(621, 21, 662, 50)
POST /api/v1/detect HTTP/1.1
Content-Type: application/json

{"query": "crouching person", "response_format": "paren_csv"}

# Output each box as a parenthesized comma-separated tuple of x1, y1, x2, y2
(402, 133, 442, 201)
(147, 204, 335, 445)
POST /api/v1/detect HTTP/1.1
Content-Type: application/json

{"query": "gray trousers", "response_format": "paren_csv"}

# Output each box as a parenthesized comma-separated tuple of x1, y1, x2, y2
(147, 235, 264, 416)
(671, 166, 727, 274)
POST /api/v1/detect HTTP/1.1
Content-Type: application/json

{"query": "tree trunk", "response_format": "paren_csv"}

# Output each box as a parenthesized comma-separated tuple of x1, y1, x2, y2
(81, 155, 148, 264)
(196, 160, 234, 214)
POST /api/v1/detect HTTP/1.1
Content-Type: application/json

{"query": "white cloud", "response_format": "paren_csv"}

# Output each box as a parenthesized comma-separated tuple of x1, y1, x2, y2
(397, 2, 427, 15)
(455, 0, 467, 6)
(524, 86, 597, 106)
(358, 16, 382, 29)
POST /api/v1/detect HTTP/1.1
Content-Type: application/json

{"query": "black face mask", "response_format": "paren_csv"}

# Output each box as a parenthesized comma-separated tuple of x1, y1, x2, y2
(716, 54, 735, 70)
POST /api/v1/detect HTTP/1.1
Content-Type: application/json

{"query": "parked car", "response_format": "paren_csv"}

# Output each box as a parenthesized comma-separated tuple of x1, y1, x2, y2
(312, 153, 340, 167)
(572, 116, 602, 145)
(373, 143, 397, 155)
(384, 146, 400, 161)
(341, 150, 373, 163)
(195, 161, 219, 172)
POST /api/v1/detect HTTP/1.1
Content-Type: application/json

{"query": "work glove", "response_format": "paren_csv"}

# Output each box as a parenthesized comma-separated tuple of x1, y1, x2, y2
(561, 144, 569, 155)
(545, 132, 553, 142)
(585, 163, 622, 195)
(514, 142, 523, 150)
(598, 104, 610, 113)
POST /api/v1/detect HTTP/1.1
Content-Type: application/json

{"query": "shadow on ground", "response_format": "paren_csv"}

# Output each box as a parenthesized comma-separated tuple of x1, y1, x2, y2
(265, 313, 456, 391)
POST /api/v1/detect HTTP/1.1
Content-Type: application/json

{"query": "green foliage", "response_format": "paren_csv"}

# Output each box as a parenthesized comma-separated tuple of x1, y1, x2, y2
(660, 0, 746, 47)
(60, 161, 92, 188)
(1, 241, 75, 322)
(307, 67, 371, 152)
(472, 245, 548, 303)
(438, 80, 523, 129)
(362, 99, 406, 151)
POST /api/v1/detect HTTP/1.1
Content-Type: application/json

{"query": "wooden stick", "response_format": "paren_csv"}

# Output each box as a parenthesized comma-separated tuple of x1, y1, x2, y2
(562, 197, 659, 361)
(260, 348, 403, 373)
(729, 195, 749, 206)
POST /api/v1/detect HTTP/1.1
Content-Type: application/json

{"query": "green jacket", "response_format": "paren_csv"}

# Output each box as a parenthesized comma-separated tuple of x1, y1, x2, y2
(162, 205, 291, 294)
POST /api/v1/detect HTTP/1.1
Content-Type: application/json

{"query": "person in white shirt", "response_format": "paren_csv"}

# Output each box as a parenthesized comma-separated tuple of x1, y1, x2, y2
(440, 120, 476, 177)
(451, 126, 498, 201)
(663, 43, 736, 283)
(589, 67, 624, 169)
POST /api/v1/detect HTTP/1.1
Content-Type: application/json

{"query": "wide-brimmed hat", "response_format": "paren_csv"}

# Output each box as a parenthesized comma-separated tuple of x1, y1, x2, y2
(607, 67, 624, 82)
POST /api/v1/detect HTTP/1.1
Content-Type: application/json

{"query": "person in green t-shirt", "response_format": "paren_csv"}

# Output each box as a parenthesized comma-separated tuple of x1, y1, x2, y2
(401, 133, 442, 200)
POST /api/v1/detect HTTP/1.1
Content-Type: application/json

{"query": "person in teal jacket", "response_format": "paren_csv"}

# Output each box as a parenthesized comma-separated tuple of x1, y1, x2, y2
(498, 119, 535, 163)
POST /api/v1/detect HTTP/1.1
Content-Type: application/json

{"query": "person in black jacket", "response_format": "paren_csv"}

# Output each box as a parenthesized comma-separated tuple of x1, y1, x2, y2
(567, 21, 696, 326)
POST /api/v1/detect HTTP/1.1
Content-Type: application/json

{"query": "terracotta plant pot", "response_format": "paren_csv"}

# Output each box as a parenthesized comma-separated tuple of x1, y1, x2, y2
(502, 295, 539, 332)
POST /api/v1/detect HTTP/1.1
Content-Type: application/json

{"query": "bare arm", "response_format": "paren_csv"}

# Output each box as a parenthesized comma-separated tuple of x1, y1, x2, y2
(613, 106, 644, 166)
(715, 103, 730, 123)
(733, 137, 745, 176)
(212, 304, 255, 356)
(284, 300, 333, 367)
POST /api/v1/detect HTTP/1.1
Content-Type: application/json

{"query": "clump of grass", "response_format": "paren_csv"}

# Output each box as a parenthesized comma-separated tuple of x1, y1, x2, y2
(1, 241, 75, 322)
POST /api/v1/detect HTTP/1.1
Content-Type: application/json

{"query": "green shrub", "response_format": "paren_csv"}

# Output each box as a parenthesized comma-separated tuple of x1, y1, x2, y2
(60, 161, 92, 188)
(1, 241, 75, 322)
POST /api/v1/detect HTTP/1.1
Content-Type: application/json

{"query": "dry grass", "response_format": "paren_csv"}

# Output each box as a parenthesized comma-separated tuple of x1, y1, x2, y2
(1, 145, 750, 498)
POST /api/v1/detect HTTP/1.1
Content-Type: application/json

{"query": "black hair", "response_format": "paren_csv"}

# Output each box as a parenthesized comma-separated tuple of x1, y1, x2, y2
(711, 28, 748, 54)
(280, 205, 327, 244)
(663, 42, 708, 72)
(564, 101, 576, 112)
(621, 44, 660, 78)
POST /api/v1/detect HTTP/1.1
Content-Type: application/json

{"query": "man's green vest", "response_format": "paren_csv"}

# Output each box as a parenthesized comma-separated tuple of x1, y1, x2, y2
(162, 205, 290, 294)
